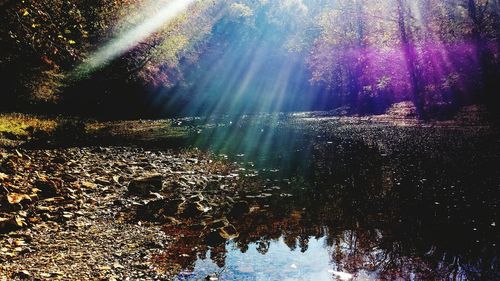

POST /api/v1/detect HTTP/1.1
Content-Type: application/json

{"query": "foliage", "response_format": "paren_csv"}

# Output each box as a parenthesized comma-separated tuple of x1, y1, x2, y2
(0, 114, 57, 138)
(308, 0, 500, 117)
(1, 0, 499, 118)
(0, 0, 220, 108)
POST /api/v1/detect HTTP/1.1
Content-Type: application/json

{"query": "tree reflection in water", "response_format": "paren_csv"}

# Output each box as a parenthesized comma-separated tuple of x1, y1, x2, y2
(156, 124, 499, 280)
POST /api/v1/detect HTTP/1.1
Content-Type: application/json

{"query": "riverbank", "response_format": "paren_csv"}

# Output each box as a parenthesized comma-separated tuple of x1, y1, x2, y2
(1, 109, 499, 280)
(0, 146, 256, 280)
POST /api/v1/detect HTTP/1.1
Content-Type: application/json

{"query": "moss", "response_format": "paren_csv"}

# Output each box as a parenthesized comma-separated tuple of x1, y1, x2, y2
(0, 114, 58, 139)
(0, 114, 189, 147)
(86, 119, 188, 139)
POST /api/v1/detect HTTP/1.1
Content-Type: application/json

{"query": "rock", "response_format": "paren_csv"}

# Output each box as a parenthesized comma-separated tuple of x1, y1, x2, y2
(128, 174, 163, 196)
(34, 178, 63, 198)
(12, 270, 31, 279)
(219, 224, 238, 239)
(205, 274, 218, 281)
(0, 215, 24, 233)
(206, 219, 229, 230)
(229, 201, 249, 218)
(136, 198, 183, 221)
(181, 201, 209, 218)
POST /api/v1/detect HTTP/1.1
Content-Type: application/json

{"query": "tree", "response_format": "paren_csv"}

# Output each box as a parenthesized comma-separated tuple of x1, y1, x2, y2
(0, 0, 222, 115)
(395, 0, 427, 119)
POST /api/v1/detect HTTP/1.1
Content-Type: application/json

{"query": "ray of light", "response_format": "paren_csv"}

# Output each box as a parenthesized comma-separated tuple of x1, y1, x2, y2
(76, 0, 196, 76)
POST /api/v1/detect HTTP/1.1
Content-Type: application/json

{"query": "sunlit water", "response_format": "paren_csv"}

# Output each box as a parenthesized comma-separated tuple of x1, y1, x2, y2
(174, 237, 376, 281)
(68, 114, 498, 280)
(162, 115, 499, 280)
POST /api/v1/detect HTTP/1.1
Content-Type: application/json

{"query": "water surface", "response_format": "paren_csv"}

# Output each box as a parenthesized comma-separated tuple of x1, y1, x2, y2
(169, 115, 500, 280)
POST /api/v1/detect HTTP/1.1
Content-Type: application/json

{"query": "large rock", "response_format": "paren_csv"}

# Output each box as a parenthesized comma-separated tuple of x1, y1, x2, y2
(34, 178, 63, 198)
(128, 174, 163, 196)
(137, 198, 183, 222)
(180, 201, 209, 218)
(0, 215, 24, 233)
(204, 223, 239, 247)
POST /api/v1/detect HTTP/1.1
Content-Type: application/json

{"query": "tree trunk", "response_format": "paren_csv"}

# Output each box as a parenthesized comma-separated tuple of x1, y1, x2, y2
(396, 0, 427, 120)
(347, 0, 367, 114)
(467, 0, 499, 104)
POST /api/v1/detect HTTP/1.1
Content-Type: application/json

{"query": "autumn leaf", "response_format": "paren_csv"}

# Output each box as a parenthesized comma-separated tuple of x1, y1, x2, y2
(7, 193, 31, 204)
(0, 173, 8, 180)
(13, 239, 27, 246)
(14, 216, 26, 227)
(81, 181, 96, 189)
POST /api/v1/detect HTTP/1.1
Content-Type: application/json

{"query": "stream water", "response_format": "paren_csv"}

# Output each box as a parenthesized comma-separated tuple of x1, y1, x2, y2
(165, 115, 500, 280)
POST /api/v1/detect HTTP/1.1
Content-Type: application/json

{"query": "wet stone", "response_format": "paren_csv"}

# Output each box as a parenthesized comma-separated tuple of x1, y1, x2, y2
(206, 219, 229, 230)
(128, 174, 163, 196)
(219, 224, 238, 239)
(181, 202, 209, 218)
(137, 198, 183, 221)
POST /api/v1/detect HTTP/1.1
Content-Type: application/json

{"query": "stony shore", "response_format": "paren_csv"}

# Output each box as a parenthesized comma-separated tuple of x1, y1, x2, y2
(0, 146, 250, 280)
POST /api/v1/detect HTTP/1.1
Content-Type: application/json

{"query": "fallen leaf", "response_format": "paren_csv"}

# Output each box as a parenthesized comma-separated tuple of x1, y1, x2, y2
(28, 217, 41, 223)
(42, 197, 64, 202)
(81, 181, 96, 189)
(14, 149, 23, 158)
(37, 206, 54, 211)
(0, 173, 8, 180)
(112, 176, 122, 184)
(15, 216, 26, 227)
(7, 193, 31, 204)
(13, 239, 26, 246)
(98, 265, 112, 271)
(62, 212, 73, 219)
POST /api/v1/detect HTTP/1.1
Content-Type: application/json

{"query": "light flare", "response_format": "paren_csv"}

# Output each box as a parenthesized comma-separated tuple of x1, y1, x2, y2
(76, 0, 195, 76)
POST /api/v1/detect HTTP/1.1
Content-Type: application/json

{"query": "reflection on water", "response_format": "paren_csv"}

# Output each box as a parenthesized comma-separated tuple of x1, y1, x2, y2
(175, 237, 370, 281)
(165, 116, 499, 280)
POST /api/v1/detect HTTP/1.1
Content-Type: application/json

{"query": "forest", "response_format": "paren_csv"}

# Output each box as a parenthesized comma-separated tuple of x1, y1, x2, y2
(1, 1, 500, 280)
(1, 0, 499, 119)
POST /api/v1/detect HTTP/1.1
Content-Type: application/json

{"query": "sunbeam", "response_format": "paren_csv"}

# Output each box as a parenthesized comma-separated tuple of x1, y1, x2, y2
(76, 0, 196, 76)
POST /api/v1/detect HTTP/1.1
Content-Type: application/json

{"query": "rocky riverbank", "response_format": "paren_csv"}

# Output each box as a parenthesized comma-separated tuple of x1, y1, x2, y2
(0, 146, 252, 280)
